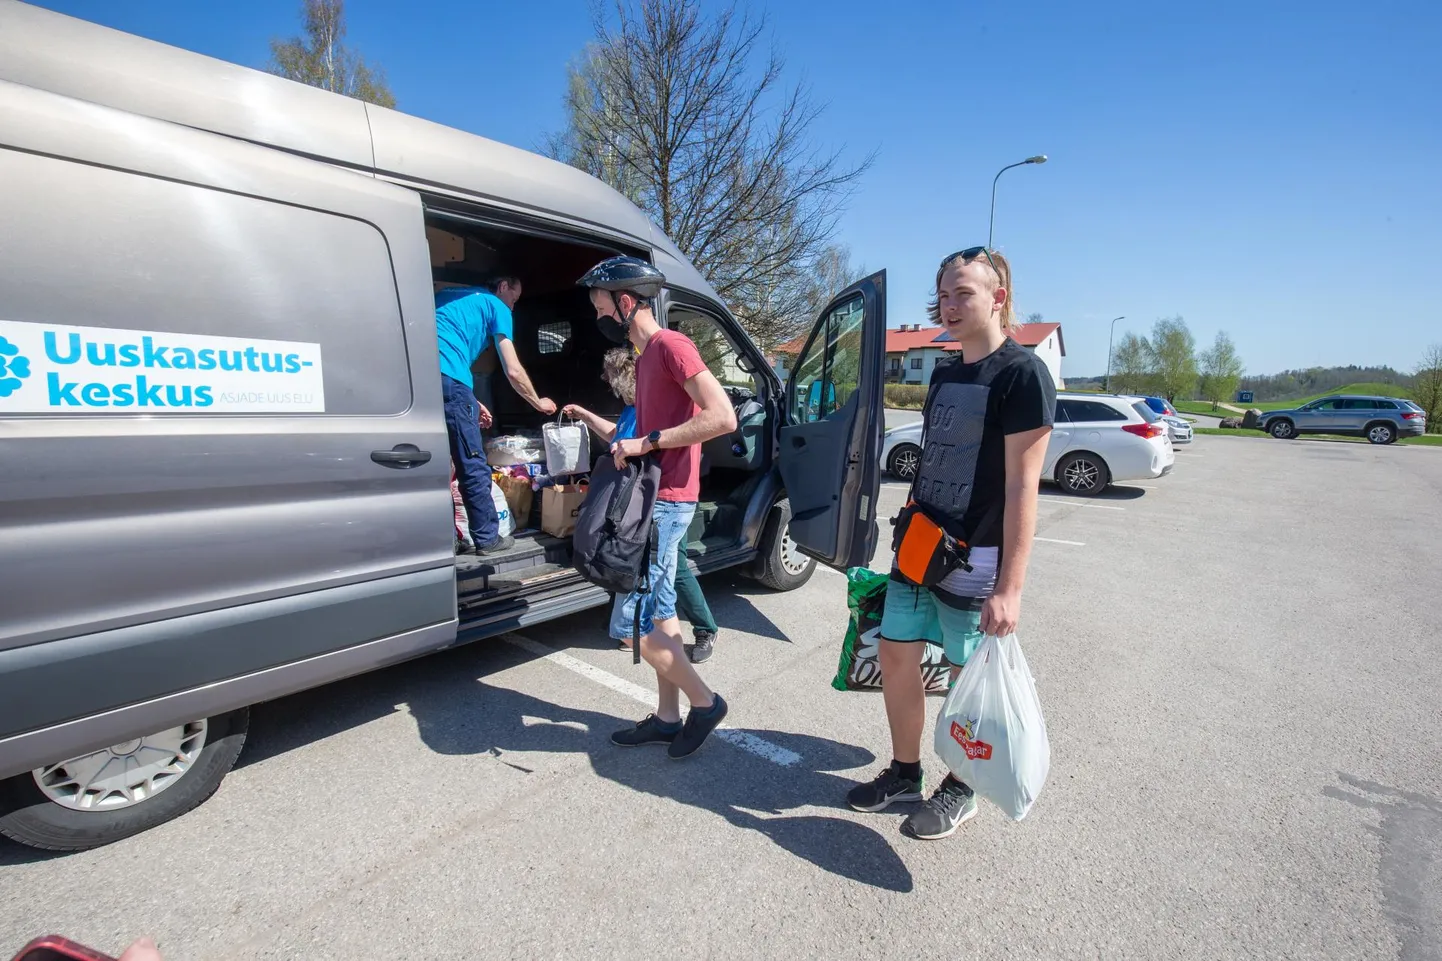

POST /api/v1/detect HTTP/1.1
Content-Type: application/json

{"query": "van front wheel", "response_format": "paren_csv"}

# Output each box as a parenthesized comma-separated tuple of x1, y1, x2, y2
(753, 498, 816, 591)
(0, 707, 249, 851)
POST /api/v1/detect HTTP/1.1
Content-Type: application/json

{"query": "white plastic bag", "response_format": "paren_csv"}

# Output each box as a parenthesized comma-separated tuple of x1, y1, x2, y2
(933, 633, 1049, 820)
(542, 414, 590, 477)
(489, 478, 515, 538)
(485, 433, 546, 466)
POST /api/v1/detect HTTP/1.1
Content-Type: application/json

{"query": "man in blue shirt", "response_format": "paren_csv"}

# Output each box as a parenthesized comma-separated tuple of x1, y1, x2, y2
(436, 276, 555, 555)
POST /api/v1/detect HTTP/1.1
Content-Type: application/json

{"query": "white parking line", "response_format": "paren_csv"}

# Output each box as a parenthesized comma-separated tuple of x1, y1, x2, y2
(1036, 536, 1086, 546)
(504, 632, 803, 767)
(1039, 499, 1126, 511)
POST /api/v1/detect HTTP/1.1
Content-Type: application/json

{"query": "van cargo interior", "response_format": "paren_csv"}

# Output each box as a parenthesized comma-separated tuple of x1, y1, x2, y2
(425, 211, 773, 600)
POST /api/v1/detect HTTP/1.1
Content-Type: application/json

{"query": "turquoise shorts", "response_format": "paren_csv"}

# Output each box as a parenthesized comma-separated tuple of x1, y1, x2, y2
(879, 580, 986, 667)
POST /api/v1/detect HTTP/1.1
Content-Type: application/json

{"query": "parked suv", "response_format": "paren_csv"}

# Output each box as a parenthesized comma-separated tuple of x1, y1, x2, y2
(0, 3, 890, 851)
(1257, 395, 1426, 444)
(883, 391, 1174, 495)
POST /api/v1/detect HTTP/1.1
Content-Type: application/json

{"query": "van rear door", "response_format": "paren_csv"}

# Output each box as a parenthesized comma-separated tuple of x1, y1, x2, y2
(0, 80, 455, 777)
(775, 272, 887, 570)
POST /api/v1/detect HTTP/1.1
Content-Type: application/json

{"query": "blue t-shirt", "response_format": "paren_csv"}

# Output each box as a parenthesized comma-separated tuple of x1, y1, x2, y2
(614, 406, 637, 441)
(434, 287, 514, 388)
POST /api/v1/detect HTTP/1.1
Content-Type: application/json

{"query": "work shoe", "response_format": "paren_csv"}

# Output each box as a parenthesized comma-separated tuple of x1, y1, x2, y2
(668, 694, 729, 759)
(611, 714, 682, 747)
(689, 629, 718, 663)
(846, 763, 924, 813)
(902, 776, 977, 840)
(475, 534, 515, 556)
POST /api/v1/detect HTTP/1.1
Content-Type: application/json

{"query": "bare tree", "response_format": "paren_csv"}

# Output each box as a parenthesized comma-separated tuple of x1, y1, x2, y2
(269, 0, 396, 108)
(1110, 332, 1154, 395)
(1198, 330, 1245, 409)
(1414, 343, 1442, 433)
(548, 0, 873, 349)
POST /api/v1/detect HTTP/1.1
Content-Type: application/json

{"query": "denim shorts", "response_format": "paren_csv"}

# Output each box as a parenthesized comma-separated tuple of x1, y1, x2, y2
(879, 547, 998, 667)
(610, 500, 696, 640)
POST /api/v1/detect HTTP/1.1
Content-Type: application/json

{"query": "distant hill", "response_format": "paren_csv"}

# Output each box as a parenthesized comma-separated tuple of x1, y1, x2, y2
(1061, 366, 1414, 403)
(1239, 366, 1412, 402)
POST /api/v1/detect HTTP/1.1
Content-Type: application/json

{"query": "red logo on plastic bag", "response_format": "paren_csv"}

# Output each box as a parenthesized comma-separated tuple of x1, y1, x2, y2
(950, 720, 992, 760)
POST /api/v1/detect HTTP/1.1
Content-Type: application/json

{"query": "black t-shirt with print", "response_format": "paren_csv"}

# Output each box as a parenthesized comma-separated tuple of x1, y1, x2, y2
(909, 339, 1056, 548)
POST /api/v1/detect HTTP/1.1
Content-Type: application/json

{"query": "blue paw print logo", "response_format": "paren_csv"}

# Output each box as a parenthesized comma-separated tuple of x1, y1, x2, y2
(0, 336, 32, 397)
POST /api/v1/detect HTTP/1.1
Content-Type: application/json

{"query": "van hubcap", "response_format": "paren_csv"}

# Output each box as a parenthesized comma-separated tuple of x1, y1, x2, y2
(780, 524, 810, 575)
(33, 720, 208, 811)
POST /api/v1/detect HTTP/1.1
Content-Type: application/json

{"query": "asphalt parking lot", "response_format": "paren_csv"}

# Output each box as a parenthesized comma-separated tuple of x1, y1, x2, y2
(3, 436, 1440, 961)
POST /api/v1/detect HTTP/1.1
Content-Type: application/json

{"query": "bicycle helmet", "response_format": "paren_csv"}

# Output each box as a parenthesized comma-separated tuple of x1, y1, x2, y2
(577, 256, 666, 301)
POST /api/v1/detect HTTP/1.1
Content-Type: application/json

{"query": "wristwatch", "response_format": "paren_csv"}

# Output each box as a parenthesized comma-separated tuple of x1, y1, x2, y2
(646, 429, 662, 451)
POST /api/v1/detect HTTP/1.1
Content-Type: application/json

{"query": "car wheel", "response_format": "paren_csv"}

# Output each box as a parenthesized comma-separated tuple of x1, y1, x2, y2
(0, 708, 249, 851)
(1269, 419, 1296, 439)
(752, 497, 816, 591)
(1367, 423, 1396, 445)
(1056, 453, 1111, 497)
(887, 443, 921, 481)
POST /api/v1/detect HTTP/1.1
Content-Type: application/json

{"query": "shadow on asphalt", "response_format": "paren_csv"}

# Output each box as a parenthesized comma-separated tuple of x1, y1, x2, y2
(1040, 482, 1148, 501)
(406, 645, 914, 893)
(227, 635, 912, 891)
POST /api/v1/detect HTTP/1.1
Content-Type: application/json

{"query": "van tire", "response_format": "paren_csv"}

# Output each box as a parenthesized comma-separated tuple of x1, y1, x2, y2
(753, 498, 816, 591)
(0, 707, 249, 852)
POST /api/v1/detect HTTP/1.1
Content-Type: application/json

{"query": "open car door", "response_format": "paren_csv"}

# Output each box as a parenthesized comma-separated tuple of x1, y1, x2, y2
(777, 271, 887, 569)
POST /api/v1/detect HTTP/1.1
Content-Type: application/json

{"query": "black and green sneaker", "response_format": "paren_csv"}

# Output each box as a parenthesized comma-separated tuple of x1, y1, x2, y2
(846, 763, 924, 813)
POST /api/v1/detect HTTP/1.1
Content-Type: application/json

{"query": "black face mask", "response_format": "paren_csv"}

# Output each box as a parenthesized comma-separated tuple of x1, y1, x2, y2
(595, 314, 629, 345)
(594, 291, 633, 345)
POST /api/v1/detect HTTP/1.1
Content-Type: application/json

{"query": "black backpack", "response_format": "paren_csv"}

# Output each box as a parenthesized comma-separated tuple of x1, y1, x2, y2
(572, 453, 662, 663)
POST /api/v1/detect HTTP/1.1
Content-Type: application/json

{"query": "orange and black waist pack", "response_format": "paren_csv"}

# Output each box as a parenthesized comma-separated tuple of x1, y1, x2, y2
(890, 501, 971, 587)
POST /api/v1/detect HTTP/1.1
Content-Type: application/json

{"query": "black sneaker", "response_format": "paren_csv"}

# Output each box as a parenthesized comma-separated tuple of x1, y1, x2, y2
(846, 763, 924, 813)
(668, 693, 729, 759)
(475, 534, 515, 556)
(611, 714, 682, 747)
(902, 777, 978, 840)
(689, 629, 718, 663)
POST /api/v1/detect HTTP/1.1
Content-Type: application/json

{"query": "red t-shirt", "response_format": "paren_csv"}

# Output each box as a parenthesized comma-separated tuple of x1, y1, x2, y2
(635, 329, 707, 502)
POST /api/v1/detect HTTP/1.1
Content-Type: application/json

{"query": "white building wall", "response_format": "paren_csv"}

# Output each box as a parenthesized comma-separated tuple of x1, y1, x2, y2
(1027, 335, 1064, 387)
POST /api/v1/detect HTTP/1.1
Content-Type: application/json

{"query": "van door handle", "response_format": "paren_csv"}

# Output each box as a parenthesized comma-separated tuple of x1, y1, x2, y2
(371, 445, 431, 468)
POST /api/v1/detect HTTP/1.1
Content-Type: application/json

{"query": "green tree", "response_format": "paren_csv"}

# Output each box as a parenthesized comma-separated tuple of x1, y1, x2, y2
(1109, 332, 1154, 395)
(547, 0, 872, 349)
(1150, 316, 1198, 402)
(1198, 330, 1245, 408)
(1414, 343, 1442, 433)
(269, 0, 396, 108)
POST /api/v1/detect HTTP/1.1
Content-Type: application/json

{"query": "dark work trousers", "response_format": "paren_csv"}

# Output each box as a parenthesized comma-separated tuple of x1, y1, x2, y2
(442, 374, 499, 547)
(673, 542, 717, 633)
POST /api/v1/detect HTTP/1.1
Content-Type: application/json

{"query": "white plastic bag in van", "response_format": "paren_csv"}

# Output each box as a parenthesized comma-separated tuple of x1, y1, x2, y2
(933, 633, 1049, 820)
(490, 478, 514, 538)
(542, 414, 590, 477)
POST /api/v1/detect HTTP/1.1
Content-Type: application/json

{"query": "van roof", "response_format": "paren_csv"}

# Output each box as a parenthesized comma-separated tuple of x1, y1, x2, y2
(0, 0, 720, 302)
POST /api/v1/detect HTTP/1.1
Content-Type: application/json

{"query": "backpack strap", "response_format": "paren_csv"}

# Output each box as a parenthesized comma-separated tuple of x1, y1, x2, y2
(630, 524, 655, 665)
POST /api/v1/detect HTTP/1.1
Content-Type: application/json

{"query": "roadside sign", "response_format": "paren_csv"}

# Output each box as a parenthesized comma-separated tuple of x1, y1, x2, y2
(1237, 390, 1254, 404)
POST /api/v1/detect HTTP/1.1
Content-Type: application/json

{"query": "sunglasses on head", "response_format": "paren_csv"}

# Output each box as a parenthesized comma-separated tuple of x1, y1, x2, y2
(941, 246, 1002, 282)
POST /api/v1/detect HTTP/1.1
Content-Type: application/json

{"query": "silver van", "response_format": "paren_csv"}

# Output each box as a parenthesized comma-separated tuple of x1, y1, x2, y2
(0, 0, 887, 850)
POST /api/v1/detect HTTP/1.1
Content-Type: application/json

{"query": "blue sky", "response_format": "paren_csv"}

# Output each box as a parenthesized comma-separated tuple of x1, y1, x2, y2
(28, 0, 1441, 378)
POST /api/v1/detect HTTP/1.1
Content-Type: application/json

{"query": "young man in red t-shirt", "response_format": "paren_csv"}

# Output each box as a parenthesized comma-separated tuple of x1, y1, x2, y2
(578, 257, 738, 759)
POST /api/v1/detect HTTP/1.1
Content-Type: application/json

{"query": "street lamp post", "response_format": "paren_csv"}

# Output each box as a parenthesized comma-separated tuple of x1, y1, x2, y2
(1104, 315, 1125, 391)
(988, 155, 1048, 249)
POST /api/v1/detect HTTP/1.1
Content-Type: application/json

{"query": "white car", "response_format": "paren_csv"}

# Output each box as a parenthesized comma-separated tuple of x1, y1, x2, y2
(882, 392, 1175, 496)
(1162, 414, 1194, 445)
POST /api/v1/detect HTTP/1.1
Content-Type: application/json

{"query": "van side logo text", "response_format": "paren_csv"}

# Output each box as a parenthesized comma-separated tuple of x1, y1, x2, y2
(0, 320, 325, 414)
